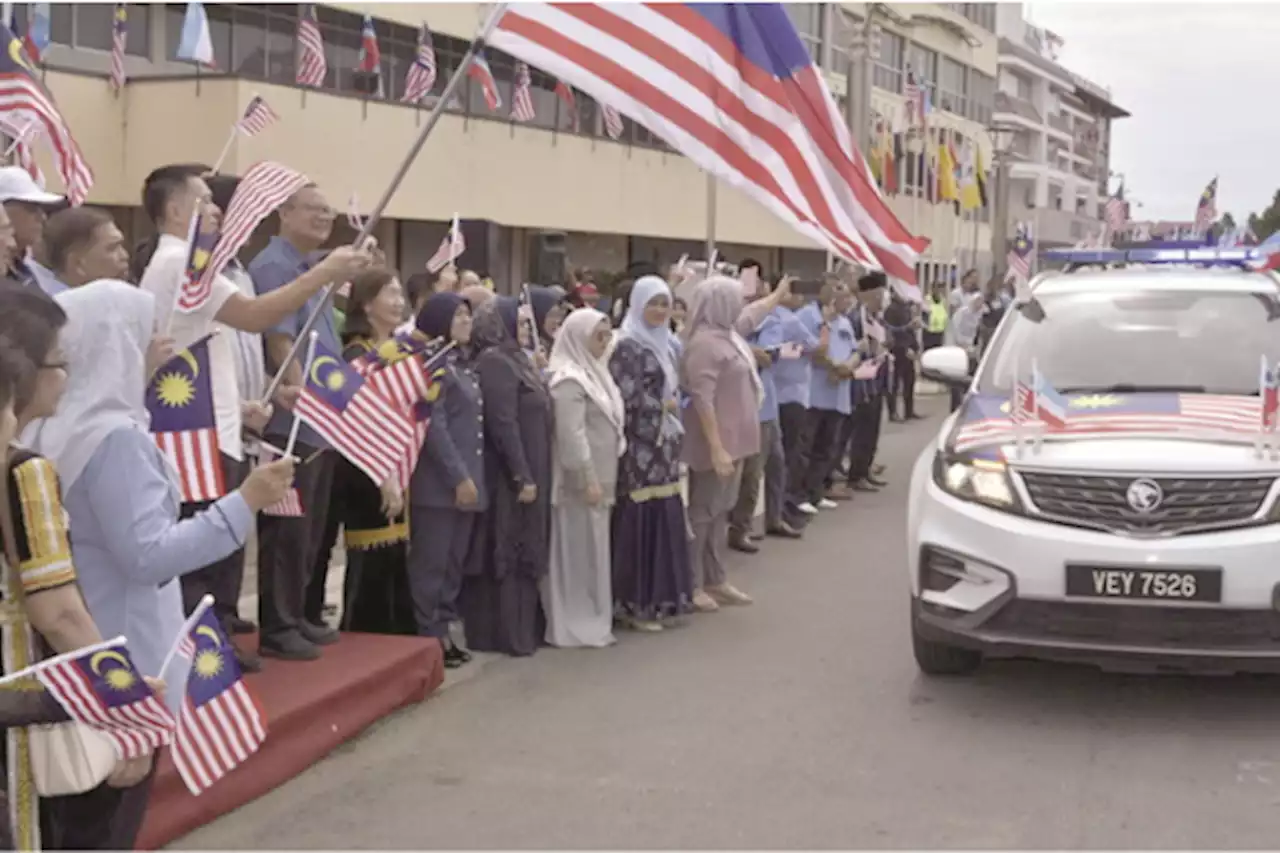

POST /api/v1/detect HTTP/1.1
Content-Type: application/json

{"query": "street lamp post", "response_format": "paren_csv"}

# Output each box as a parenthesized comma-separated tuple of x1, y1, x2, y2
(988, 123, 1019, 280)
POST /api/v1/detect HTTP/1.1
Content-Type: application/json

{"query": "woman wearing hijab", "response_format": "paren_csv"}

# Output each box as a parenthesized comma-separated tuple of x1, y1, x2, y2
(332, 268, 415, 636)
(541, 309, 624, 648)
(526, 285, 568, 350)
(458, 297, 553, 657)
(408, 292, 482, 668)
(679, 275, 775, 613)
(26, 281, 293, 850)
(607, 275, 692, 631)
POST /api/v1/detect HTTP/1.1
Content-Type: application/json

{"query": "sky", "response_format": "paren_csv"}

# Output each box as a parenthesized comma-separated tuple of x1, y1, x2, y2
(1025, 1, 1273, 224)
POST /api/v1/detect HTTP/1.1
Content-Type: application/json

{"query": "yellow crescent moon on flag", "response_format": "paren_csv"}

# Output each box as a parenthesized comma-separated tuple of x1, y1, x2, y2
(195, 625, 222, 647)
(89, 650, 130, 676)
(178, 348, 199, 378)
(8, 38, 32, 74)
(310, 355, 339, 388)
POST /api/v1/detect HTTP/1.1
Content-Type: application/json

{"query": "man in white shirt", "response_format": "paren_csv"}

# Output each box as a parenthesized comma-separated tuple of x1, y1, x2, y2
(137, 164, 372, 668)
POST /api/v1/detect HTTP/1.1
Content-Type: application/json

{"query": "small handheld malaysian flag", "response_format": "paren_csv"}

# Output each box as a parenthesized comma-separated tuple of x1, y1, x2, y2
(30, 638, 175, 760)
(164, 597, 267, 795)
(173, 210, 219, 314)
(235, 95, 278, 136)
(294, 338, 417, 487)
(202, 161, 310, 288)
(146, 335, 227, 503)
(426, 215, 465, 274)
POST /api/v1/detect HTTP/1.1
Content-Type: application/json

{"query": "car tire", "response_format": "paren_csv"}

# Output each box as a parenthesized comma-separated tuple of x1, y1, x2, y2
(912, 614, 982, 676)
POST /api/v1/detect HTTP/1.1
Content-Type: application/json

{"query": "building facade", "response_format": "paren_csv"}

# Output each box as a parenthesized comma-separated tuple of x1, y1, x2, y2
(993, 3, 1128, 252)
(22, 2, 1001, 290)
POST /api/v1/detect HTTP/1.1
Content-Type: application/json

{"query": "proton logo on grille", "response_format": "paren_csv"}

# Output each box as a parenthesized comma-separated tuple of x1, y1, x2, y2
(1125, 478, 1164, 514)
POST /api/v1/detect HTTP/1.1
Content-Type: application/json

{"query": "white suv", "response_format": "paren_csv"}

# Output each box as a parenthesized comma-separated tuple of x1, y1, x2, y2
(909, 254, 1280, 676)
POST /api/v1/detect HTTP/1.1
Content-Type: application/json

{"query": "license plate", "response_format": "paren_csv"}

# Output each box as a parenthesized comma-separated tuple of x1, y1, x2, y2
(1064, 565, 1222, 603)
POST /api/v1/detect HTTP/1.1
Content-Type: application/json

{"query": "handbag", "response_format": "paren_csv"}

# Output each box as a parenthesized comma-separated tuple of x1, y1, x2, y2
(0, 456, 117, 795)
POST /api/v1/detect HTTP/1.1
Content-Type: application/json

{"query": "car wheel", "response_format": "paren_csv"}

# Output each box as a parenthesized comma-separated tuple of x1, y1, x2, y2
(912, 613, 982, 676)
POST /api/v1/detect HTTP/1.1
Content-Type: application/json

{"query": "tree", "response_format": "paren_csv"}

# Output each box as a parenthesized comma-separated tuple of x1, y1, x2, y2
(1246, 190, 1280, 242)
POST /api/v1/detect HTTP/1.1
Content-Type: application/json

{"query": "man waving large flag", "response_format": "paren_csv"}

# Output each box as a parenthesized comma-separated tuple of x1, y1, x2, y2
(488, 3, 928, 286)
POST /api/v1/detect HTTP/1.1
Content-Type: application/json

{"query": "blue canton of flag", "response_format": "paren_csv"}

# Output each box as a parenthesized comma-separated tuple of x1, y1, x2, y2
(169, 603, 267, 795)
(146, 335, 226, 503)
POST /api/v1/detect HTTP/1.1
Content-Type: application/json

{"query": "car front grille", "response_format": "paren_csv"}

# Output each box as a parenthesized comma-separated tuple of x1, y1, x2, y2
(984, 600, 1280, 651)
(1015, 471, 1274, 536)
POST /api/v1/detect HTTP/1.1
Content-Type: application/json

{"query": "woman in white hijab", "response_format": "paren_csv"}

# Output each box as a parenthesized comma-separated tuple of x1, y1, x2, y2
(32, 281, 296, 688)
(542, 308, 625, 648)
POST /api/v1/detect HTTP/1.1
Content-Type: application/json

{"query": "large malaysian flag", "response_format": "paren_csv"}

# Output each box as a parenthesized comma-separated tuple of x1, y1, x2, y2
(487, 4, 927, 285)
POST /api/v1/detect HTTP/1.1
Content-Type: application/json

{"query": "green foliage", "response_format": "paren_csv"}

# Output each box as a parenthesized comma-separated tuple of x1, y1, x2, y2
(1246, 190, 1280, 241)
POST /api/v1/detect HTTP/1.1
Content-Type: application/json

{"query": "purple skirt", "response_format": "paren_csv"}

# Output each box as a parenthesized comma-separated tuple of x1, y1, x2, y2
(611, 492, 693, 621)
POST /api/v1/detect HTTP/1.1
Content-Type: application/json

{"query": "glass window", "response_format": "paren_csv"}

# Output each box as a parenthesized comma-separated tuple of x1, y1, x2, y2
(18, 3, 148, 56)
(938, 56, 966, 116)
(978, 289, 1280, 397)
(263, 10, 296, 85)
(230, 7, 267, 77)
(873, 29, 904, 93)
(785, 2, 822, 62)
(74, 4, 114, 51)
(48, 5, 74, 45)
(906, 42, 937, 100)
(124, 4, 151, 57)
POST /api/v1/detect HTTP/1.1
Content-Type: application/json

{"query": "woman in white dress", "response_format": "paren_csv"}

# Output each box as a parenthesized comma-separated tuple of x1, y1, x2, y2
(541, 308, 626, 648)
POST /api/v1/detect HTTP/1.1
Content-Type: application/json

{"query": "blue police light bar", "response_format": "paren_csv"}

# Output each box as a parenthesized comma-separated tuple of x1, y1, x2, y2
(1041, 247, 1262, 267)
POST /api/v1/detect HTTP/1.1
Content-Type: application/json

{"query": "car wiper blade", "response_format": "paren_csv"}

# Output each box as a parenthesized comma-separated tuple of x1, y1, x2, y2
(1057, 384, 1207, 394)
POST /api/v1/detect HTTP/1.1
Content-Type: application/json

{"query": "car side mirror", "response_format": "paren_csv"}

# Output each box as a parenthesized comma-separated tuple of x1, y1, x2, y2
(920, 346, 972, 388)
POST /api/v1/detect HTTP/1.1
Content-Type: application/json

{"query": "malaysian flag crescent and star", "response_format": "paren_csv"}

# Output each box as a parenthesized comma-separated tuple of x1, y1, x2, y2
(487, 3, 928, 289)
(146, 335, 227, 504)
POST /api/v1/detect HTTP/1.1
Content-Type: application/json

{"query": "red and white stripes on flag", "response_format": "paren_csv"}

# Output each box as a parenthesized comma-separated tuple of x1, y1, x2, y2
(0, 36, 94, 204)
(155, 427, 227, 504)
(426, 216, 465, 274)
(601, 103, 623, 140)
(109, 3, 127, 91)
(488, 4, 927, 286)
(35, 649, 175, 761)
(296, 375, 417, 489)
(355, 355, 433, 489)
(402, 23, 437, 103)
(202, 161, 310, 288)
(511, 61, 536, 122)
(296, 4, 328, 88)
(554, 80, 578, 131)
(234, 95, 278, 136)
(1193, 177, 1217, 236)
(1103, 194, 1127, 234)
(262, 487, 304, 517)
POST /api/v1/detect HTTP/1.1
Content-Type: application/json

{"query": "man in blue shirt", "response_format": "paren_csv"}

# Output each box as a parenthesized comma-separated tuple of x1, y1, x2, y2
(798, 277, 858, 512)
(776, 283, 820, 518)
(251, 183, 367, 661)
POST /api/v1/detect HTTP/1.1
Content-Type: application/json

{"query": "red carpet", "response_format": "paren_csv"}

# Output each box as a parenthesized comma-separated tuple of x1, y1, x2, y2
(137, 632, 444, 850)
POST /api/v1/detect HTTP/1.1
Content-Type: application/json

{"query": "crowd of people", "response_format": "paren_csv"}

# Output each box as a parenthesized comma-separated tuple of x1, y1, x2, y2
(0, 155, 969, 849)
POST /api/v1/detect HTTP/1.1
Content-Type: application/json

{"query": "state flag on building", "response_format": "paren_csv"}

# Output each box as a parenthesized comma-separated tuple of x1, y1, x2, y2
(22, 3, 49, 65)
(33, 639, 175, 761)
(601, 103, 623, 140)
(295, 338, 417, 487)
(511, 61, 536, 122)
(467, 50, 501, 112)
(401, 23, 437, 103)
(146, 335, 227, 504)
(554, 80, 578, 131)
(426, 215, 465, 274)
(166, 600, 267, 796)
(176, 1, 216, 68)
(0, 22, 93, 204)
(488, 4, 927, 287)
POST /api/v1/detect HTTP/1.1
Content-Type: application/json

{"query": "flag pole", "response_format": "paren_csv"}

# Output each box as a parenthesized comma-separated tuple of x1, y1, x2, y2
(209, 127, 238, 176)
(704, 171, 717, 268)
(263, 3, 508, 404)
(283, 331, 319, 459)
(157, 595, 214, 679)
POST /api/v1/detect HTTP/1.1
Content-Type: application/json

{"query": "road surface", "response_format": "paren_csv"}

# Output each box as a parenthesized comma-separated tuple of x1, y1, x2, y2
(183, 399, 1280, 849)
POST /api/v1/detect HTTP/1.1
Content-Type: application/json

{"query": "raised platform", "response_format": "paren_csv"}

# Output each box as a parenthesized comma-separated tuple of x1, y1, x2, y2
(137, 631, 444, 850)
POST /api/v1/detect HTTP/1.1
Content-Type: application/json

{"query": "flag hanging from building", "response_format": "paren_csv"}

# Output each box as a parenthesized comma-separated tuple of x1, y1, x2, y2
(488, 4, 928, 286)
(601, 103, 623, 140)
(0, 23, 93, 204)
(35, 641, 175, 760)
(554, 80, 579, 131)
(296, 4, 327, 87)
(426, 215, 465, 274)
(357, 14, 382, 96)
(468, 50, 502, 112)
(1007, 222, 1034, 283)
(166, 600, 267, 795)
(22, 3, 49, 66)
(958, 138, 980, 210)
(295, 338, 417, 487)
(203, 161, 310, 288)
(146, 335, 226, 503)
(109, 4, 128, 91)
(176, 2, 216, 67)
(1193, 177, 1218, 235)
(401, 23, 437, 103)
(234, 95, 278, 137)
(1103, 181, 1127, 237)
(511, 61, 536, 122)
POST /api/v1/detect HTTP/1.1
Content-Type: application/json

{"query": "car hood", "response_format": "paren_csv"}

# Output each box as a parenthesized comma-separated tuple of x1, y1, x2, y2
(948, 391, 1279, 473)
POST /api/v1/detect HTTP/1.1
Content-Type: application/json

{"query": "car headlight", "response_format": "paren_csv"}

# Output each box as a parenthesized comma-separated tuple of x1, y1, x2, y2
(932, 451, 1023, 512)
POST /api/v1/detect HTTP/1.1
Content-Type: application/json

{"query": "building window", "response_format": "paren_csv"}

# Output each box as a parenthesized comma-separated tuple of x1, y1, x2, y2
(24, 3, 152, 56)
(906, 42, 938, 100)
(962, 3, 996, 32)
(873, 29, 904, 93)
(968, 70, 994, 125)
(937, 56, 966, 117)
(785, 2, 823, 63)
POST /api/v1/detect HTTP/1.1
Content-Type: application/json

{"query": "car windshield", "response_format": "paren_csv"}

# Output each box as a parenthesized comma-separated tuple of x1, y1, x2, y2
(977, 287, 1280, 396)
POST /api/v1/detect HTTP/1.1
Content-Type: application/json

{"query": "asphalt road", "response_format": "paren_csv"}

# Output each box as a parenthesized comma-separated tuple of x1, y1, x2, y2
(182, 397, 1280, 849)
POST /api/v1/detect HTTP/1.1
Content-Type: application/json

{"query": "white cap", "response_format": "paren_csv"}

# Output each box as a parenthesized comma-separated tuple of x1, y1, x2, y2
(0, 167, 63, 205)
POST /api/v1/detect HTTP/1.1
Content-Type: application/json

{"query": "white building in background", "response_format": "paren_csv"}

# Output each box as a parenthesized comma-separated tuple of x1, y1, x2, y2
(993, 3, 1129, 249)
